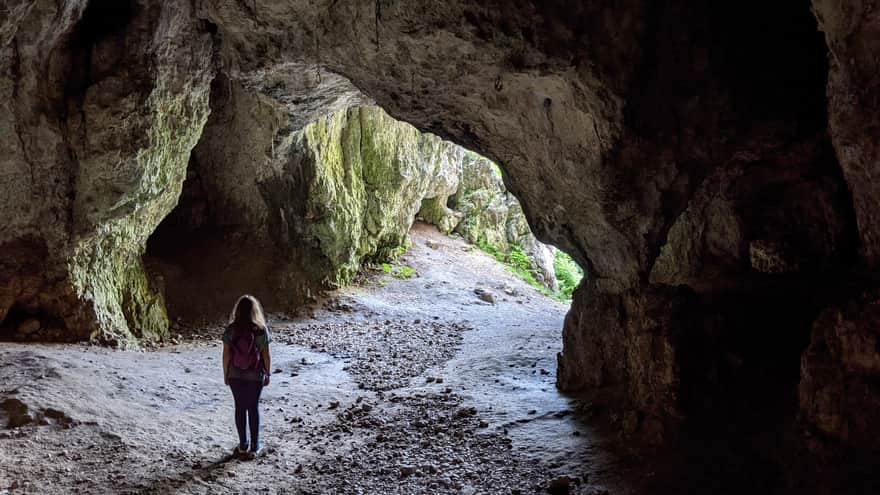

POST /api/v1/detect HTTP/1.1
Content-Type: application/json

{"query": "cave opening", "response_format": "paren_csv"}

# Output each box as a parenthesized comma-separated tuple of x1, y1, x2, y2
(145, 103, 584, 327)
(3, 0, 879, 491)
(139, 1, 844, 487)
(140, 101, 593, 485)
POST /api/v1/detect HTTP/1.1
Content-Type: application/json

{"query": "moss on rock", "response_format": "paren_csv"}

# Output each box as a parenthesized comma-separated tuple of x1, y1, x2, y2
(449, 155, 558, 290)
(68, 79, 211, 347)
(288, 106, 558, 292)
(296, 106, 462, 286)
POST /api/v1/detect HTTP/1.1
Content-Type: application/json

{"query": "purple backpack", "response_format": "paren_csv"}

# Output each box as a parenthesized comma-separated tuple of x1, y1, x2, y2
(230, 325, 262, 370)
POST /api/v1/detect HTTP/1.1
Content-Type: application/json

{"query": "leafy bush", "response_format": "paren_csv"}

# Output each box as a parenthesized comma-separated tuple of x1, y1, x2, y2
(477, 241, 551, 298)
(508, 245, 531, 272)
(389, 245, 407, 260)
(553, 250, 583, 299)
(475, 240, 584, 302)
(477, 239, 505, 263)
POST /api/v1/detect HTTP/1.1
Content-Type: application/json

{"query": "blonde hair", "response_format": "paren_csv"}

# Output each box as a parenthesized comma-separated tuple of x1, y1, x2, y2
(229, 294, 266, 331)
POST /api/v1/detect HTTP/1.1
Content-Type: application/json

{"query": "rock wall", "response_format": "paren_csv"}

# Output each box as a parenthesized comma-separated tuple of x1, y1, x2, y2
(433, 154, 558, 290)
(799, 292, 880, 451)
(148, 101, 464, 319)
(812, 0, 880, 269)
(799, 0, 880, 457)
(0, 0, 212, 346)
(2, 0, 878, 471)
(296, 106, 463, 285)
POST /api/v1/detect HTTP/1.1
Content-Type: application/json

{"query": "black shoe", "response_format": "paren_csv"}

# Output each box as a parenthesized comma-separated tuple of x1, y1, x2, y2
(233, 444, 249, 457)
(246, 444, 263, 459)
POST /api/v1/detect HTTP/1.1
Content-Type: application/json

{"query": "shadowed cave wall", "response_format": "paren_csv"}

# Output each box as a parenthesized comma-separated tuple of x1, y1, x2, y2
(1, 0, 879, 486)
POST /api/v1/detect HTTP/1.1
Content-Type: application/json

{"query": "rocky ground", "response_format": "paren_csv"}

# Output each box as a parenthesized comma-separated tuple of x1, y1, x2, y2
(0, 224, 643, 494)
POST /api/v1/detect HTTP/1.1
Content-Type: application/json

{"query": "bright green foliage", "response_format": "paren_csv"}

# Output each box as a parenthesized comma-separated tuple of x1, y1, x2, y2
(477, 240, 583, 302)
(381, 262, 417, 279)
(508, 245, 532, 273)
(477, 240, 546, 296)
(477, 239, 504, 262)
(553, 250, 584, 299)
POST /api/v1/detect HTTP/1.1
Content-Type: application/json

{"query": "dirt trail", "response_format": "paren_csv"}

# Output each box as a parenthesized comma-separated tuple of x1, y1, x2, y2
(0, 223, 629, 494)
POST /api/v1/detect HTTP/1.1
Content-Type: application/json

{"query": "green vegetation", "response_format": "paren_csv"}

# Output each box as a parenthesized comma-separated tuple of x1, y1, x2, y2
(553, 250, 584, 299)
(301, 106, 455, 287)
(381, 261, 417, 279)
(477, 240, 583, 302)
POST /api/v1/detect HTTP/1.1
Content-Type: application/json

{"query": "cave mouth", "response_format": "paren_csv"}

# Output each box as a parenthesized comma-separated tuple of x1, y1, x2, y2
(86, 0, 873, 489)
(145, 104, 583, 328)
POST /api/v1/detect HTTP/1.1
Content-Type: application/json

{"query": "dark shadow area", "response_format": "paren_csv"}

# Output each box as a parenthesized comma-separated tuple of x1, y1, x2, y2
(0, 304, 71, 343)
(144, 162, 314, 324)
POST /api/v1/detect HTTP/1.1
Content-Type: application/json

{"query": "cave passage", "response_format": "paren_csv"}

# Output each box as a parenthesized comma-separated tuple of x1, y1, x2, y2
(5, 109, 601, 493)
(2, 0, 879, 492)
(144, 105, 584, 327)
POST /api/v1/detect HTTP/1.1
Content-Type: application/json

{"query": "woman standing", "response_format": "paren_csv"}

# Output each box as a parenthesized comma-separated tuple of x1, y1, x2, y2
(223, 295, 271, 459)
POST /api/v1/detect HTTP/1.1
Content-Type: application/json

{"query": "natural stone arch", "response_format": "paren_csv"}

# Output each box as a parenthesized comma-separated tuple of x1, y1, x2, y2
(1, 0, 878, 467)
(195, 0, 872, 444)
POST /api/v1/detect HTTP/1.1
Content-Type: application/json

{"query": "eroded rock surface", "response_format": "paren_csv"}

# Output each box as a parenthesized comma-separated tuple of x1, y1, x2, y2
(150, 99, 560, 319)
(799, 293, 880, 450)
(442, 154, 558, 289)
(2, 0, 879, 478)
(1, 0, 212, 346)
(147, 102, 464, 320)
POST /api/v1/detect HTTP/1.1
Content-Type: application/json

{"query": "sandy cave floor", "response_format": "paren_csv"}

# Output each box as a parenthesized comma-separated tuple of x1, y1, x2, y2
(0, 223, 644, 494)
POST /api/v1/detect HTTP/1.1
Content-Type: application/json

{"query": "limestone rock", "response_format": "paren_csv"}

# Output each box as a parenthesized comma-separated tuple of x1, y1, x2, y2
(557, 282, 690, 439)
(474, 288, 496, 305)
(295, 106, 464, 286)
(16, 318, 40, 337)
(450, 155, 558, 290)
(799, 294, 880, 449)
(812, 0, 880, 268)
(1, 398, 33, 428)
(749, 240, 800, 274)
(0, 0, 213, 346)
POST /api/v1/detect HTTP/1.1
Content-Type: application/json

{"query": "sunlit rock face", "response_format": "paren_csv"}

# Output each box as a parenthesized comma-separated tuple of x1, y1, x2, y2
(2, 0, 878, 467)
(441, 154, 558, 290)
(150, 98, 554, 319)
(148, 99, 465, 319)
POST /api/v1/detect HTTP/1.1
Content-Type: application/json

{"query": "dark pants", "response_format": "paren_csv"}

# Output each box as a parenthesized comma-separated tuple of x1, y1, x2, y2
(229, 378, 263, 449)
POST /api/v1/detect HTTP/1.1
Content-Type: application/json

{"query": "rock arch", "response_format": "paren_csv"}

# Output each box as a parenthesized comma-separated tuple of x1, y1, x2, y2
(1, 0, 878, 463)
